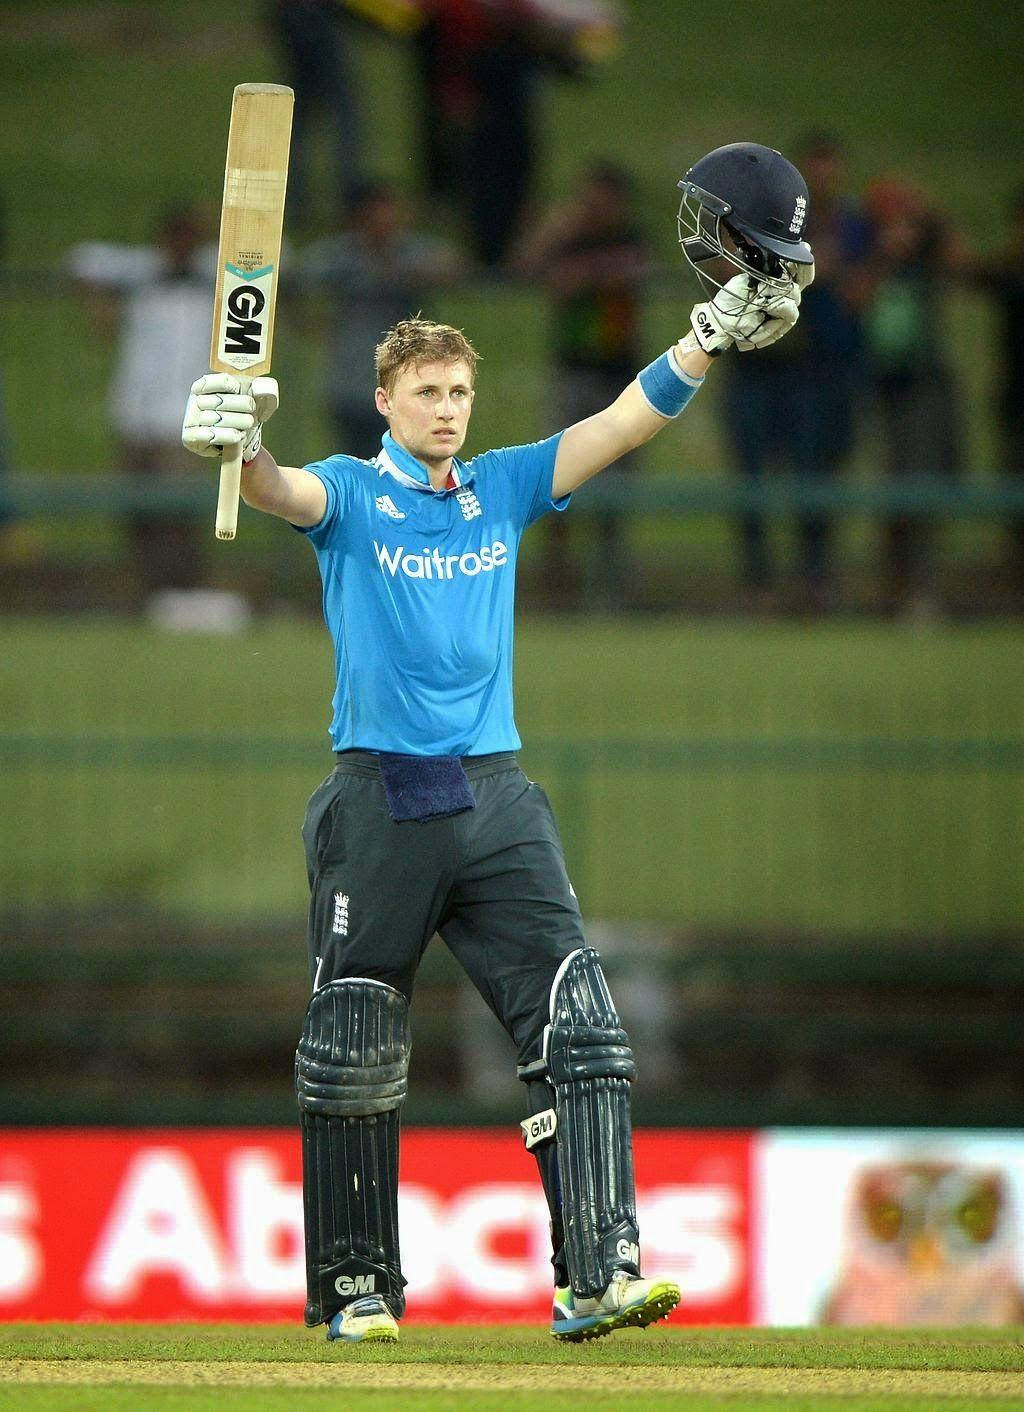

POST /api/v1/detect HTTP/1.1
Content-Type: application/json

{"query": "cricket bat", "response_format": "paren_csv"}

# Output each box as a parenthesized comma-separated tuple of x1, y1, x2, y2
(210, 82, 293, 540)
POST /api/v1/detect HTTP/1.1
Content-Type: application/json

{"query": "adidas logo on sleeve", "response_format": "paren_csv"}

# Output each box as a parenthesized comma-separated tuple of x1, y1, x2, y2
(375, 494, 406, 520)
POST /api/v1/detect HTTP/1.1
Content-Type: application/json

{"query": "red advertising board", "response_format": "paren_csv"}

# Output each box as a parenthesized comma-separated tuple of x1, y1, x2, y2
(0, 1128, 753, 1324)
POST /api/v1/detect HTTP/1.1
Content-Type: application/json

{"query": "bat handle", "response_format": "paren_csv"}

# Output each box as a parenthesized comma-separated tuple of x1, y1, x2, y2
(215, 442, 243, 540)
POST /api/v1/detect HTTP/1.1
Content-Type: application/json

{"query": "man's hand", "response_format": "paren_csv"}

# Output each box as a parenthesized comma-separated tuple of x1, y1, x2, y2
(182, 374, 280, 462)
(690, 274, 801, 355)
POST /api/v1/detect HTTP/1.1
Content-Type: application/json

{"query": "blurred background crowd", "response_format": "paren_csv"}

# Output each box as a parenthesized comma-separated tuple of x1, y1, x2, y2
(44, 138, 1024, 619)
(2, 0, 1022, 620)
(1, 1, 1023, 1165)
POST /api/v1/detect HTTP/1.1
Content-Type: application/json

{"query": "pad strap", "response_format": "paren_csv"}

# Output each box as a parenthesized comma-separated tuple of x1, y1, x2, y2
(518, 1073, 568, 1290)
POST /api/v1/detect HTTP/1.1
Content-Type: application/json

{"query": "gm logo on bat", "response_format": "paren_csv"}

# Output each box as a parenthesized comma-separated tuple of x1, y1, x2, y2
(219, 262, 274, 370)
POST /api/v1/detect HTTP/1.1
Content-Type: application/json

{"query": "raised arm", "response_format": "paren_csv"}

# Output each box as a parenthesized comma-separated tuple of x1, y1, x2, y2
(552, 275, 801, 499)
(552, 340, 710, 499)
(240, 447, 326, 527)
(182, 373, 326, 527)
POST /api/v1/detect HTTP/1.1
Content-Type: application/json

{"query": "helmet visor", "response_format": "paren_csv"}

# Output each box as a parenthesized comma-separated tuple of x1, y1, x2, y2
(730, 216, 814, 267)
(677, 182, 814, 294)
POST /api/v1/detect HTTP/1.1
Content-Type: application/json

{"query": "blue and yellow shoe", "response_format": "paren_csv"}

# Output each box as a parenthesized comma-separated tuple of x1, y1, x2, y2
(551, 1271, 681, 1342)
(327, 1295, 399, 1343)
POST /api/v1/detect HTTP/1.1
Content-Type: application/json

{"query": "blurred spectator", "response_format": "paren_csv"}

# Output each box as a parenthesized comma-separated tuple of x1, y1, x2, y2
(265, 0, 366, 230)
(414, 1, 622, 269)
(415, 1, 542, 268)
(0, 187, 11, 543)
(513, 158, 648, 604)
(68, 205, 216, 603)
(975, 184, 1024, 591)
(862, 178, 971, 616)
(721, 132, 873, 611)
(299, 178, 464, 458)
(0, 372, 9, 533)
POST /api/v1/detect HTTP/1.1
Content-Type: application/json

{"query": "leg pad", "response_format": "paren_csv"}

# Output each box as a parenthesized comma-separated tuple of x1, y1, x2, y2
(546, 948, 639, 1297)
(296, 978, 410, 1324)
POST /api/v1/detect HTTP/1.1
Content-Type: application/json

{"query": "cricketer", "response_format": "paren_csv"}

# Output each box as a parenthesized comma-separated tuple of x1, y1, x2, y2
(181, 143, 813, 1344)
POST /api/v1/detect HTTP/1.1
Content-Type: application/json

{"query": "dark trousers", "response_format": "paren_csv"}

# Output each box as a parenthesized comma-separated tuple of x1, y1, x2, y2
(1006, 415, 1024, 580)
(875, 368, 962, 607)
(120, 439, 207, 597)
(302, 755, 587, 1073)
(267, 0, 363, 222)
(725, 359, 855, 592)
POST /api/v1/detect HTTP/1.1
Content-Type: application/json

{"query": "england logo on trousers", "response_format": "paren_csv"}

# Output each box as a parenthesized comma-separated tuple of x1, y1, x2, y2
(332, 892, 350, 936)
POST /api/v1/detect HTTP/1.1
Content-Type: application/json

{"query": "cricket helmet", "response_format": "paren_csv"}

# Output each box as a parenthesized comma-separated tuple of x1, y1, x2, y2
(677, 142, 815, 294)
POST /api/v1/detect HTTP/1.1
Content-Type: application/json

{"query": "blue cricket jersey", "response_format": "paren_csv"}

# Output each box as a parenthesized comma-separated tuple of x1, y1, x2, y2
(299, 430, 568, 754)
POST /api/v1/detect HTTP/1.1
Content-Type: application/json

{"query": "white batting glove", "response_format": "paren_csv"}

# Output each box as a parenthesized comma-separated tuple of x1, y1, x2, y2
(733, 279, 802, 351)
(690, 274, 801, 355)
(181, 373, 279, 463)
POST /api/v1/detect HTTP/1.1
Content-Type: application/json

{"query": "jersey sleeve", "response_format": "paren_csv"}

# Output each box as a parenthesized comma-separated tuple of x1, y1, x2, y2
(481, 432, 568, 529)
(294, 454, 354, 545)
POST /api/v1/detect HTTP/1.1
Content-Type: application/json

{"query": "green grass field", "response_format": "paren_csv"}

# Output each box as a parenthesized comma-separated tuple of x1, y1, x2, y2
(2, 1324, 1024, 1410)
(3, 615, 1023, 933)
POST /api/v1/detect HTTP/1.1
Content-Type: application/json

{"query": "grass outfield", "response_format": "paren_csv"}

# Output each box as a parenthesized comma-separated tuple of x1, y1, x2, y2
(4, 614, 1023, 932)
(2, 1325, 1024, 1411)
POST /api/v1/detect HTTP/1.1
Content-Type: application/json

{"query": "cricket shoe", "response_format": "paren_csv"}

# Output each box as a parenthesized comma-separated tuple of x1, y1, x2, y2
(327, 1296, 399, 1343)
(551, 1271, 681, 1342)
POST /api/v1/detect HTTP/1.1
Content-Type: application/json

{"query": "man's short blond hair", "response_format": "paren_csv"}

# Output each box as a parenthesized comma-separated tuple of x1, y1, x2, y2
(374, 316, 479, 397)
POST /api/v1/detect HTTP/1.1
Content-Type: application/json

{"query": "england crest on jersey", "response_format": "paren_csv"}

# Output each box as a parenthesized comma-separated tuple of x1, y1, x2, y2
(455, 486, 482, 521)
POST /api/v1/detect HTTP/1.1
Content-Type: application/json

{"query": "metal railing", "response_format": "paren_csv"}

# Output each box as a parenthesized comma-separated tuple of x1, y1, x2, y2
(4, 471, 1024, 518)
(2, 730, 1021, 936)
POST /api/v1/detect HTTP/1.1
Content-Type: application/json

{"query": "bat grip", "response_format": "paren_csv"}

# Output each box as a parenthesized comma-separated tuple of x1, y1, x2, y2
(215, 441, 243, 540)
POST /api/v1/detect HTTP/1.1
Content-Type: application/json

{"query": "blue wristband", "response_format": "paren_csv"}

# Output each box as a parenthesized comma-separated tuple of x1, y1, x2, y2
(636, 349, 703, 418)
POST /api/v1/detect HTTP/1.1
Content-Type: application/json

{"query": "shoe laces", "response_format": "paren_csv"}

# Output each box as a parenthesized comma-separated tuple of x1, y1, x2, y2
(347, 1296, 388, 1318)
(603, 1269, 639, 1304)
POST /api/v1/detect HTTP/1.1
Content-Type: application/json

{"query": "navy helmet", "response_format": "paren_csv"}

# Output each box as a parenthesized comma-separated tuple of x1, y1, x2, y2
(678, 142, 815, 293)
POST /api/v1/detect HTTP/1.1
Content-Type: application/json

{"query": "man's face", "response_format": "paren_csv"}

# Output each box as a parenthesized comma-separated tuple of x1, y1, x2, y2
(375, 359, 475, 467)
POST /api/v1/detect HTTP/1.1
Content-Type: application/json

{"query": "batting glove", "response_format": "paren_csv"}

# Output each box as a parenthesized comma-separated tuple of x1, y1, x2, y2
(181, 373, 279, 462)
(690, 274, 801, 355)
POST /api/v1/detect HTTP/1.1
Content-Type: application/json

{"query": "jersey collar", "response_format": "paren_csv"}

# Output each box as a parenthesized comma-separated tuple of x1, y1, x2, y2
(375, 431, 472, 494)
